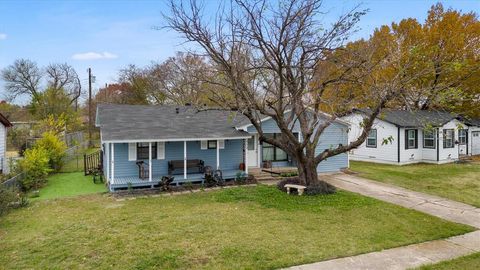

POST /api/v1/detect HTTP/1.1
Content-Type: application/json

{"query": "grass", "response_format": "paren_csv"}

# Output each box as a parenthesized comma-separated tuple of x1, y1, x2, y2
(416, 252, 480, 270)
(61, 147, 100, 173)
(0, 185, 473, 269)
(350, 161, 480, 207)
(31, 172, 107, 201)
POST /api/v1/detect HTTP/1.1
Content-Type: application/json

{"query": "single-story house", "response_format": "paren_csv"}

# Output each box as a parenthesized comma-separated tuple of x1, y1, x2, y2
(96, 104, 349, 191)
(341, 109, 477, 165)
(0, 113, 12, 174)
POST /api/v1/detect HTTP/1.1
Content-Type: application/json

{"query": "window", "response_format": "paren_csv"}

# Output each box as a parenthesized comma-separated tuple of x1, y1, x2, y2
(247, 136, 255, 150)
(262, 133, 288, 161)
(443, 129, 455, 148)
(405, 129, 417, 149)
(137, 142, 157, 160)
(207, 140, 217, 149)
(366, 129, 377, 148)
(423, 130, 436, 149)
(458, 129, 467, 145)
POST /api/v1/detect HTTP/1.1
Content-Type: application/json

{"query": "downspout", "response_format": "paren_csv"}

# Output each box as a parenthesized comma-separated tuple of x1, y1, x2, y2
(397, 127, 401, 163)
(436, 128, 440, 162)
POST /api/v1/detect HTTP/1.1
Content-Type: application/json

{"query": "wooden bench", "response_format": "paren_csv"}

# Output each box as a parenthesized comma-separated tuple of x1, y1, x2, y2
(168, 159, 204, 175)
(284, 184, 306, 196)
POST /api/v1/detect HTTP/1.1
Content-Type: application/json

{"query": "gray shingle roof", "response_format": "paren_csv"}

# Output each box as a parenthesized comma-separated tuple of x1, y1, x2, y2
(96, 104, 251, 141)
(355, 109, 457, 127)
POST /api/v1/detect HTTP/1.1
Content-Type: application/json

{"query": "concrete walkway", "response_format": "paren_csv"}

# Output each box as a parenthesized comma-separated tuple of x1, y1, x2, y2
(285, 173, 480, 270)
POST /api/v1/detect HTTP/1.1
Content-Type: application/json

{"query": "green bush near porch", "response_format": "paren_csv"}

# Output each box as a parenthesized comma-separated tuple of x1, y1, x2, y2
(0, 185, 473, 269)
(350, 161, 480, 207)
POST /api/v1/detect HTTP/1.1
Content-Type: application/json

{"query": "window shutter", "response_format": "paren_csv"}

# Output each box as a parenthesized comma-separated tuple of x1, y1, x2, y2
(443, 130, 446, 148)
(414, 129, 418, 149)
(405, 130, 408, 150)
(157, 142, 165, 159)
(201, 140, 207, 150)
(128, 143, 137, 161)
(218, 139, 225, 149)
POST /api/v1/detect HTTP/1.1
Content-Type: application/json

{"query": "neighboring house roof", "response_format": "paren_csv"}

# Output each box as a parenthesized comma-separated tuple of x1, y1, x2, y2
(459, 117, 480, 127)
(96, 103, 250, 142)
(353, 109, 457, 128)
(0, 113, 13, 127)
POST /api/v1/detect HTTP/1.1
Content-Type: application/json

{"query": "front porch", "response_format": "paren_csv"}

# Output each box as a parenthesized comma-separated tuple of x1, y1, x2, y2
(103, 138, 249, 192)
(109, 169, 242, 191)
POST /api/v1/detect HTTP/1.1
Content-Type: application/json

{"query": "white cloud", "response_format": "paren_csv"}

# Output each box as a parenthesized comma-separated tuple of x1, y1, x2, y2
(71, 51, 118, 60)
(0, 33, 7, 40)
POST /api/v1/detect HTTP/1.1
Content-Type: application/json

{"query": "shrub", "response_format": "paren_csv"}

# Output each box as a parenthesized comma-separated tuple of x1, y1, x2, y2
(0, 186, 17, 215)
(204, 174, 216, 187)
(0, 186, 28, 216)
(279, 171, 298, 177)
(18, 146, 52, 191)
(34, 131, 67, 171)
(235, 171, 247, 184)
(304, 183, 336, 195)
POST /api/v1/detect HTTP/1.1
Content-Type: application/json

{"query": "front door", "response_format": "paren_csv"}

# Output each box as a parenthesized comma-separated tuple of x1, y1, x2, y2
(247, 135, 258, 167)
(472, 131, 480, 155)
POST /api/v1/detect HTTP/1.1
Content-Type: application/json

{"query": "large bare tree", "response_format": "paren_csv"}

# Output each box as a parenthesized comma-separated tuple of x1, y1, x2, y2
(1, 59, 82, 108)
(164, 0, 433, 192)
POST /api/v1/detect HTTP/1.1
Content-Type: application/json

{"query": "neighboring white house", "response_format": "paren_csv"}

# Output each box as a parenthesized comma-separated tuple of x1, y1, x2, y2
(0, 113, 12, 173)
(342, 109, 475, 165)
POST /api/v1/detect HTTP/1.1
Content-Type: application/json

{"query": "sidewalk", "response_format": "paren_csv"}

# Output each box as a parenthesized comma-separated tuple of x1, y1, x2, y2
(285, 173, 480, 270)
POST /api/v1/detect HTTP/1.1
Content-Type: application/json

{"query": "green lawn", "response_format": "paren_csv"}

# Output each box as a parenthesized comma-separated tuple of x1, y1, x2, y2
(416, 252, 480, 270)
(31, 172, 107, 201)
(350, 161, 480, 207)
(1, 185, 473, 269)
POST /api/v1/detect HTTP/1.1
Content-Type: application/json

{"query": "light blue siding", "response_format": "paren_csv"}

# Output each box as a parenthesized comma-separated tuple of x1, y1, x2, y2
(248, 116, 349, 172)
(111, 139, 244, 178)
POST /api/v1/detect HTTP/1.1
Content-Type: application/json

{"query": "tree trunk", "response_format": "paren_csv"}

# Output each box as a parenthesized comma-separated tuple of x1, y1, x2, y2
(296, 157, 333, 193)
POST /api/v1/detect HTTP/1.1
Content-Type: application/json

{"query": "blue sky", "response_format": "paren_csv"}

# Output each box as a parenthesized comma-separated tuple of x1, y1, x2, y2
(0, 0, 478, 104)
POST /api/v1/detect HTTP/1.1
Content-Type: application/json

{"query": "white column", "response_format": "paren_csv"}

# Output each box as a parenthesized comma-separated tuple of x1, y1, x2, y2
(244, 138, 248, 174)
(257, 135, 261, 167)
(111, 143, 115, 184)
(184, 141, 187, 179)
(148, 142, 152, 182)
(216, 140, 220, 169)
(105, 143, 110, 181)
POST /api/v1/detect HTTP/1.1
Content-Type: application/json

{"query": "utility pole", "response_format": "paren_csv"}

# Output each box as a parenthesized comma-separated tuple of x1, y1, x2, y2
(88, 68, 93, 148)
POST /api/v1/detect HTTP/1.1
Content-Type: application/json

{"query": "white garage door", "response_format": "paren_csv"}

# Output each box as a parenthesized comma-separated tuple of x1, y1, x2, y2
(472, 131, 480, 155)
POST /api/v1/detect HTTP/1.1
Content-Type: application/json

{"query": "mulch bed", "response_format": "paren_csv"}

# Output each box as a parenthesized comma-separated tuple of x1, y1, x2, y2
(111, 179, 257, 200)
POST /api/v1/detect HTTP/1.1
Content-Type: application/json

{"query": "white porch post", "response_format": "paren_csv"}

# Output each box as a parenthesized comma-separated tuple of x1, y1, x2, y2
(216, 140, 220, 169)
(111, 143, 115, 184)
(244, 138, 248, 174)
(184, 141, 187, 179)
(257, 135, 261, 167)
(105, 143, 110, 181)
(148, 142, 152, 182)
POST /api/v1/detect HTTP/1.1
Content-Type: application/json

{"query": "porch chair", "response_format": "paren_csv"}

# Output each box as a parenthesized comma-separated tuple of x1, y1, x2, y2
(136, 161, 149, 180)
